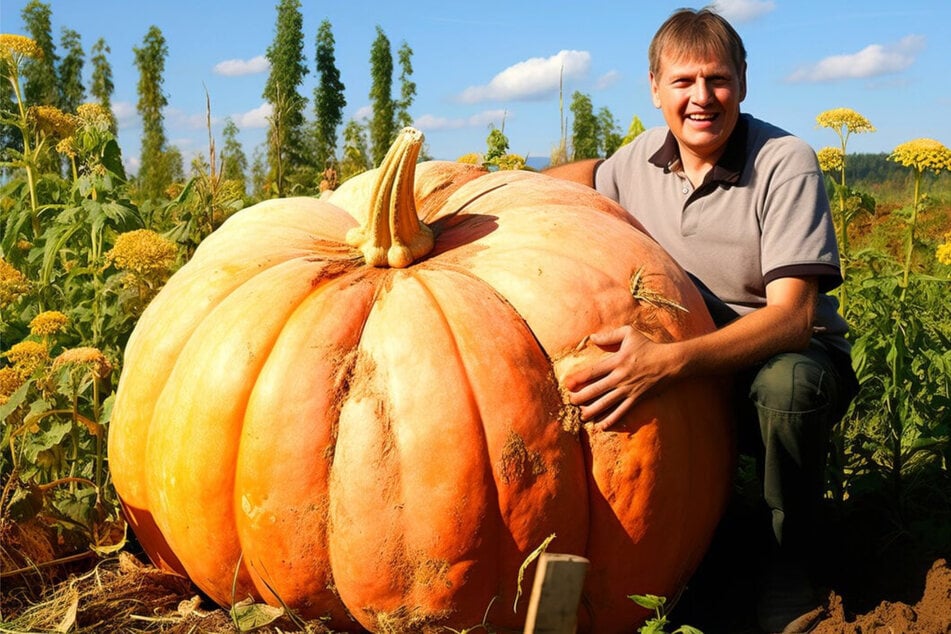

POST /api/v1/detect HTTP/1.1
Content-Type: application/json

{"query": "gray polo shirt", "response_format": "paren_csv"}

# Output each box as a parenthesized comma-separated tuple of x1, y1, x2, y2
(595, 114, 849, 353)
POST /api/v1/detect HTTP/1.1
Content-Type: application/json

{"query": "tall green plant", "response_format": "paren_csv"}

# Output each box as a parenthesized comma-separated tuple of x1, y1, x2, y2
(368, 25, 394, 166)
(816, 107, 876, 315)
(133, 25, 170, 201)
(313, 19, 346, 169)
(263, 0, 309, 196)
(836, 138, 951, 525)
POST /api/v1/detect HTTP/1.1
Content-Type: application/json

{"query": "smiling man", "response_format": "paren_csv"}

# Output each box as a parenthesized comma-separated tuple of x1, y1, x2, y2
(548, 8, 858, 634)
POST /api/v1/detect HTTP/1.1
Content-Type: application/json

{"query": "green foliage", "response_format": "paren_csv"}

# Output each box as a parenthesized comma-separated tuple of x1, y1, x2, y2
(88, 37, 115, 127)
(630, 594, 704, 634)
(570, 91, 599, 160)
(369, 25, 395, 166)
(57, 28, 85, 113)
(1, 49, 247, 571)
(20, 0, 59, 108)
(313, 19, 346, 169)
(826, 142, 951, 549)
(133, 25, 170, 200)
(263, 0, 310, 196)
(396, 40, 416, 130)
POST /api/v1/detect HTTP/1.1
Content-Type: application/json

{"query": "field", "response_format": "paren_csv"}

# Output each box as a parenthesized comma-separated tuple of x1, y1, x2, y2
(2, 91, 951, 632)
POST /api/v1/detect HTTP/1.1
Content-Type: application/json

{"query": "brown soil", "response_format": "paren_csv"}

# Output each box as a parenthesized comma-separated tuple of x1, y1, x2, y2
(670, 482, 951, 634)
(3, 484, 949, 633)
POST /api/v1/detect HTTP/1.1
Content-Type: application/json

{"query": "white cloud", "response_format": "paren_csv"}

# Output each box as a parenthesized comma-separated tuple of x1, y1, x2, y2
(414, 110, 509, 132)
(786, 34, 925, 83)
(112, 101, 137, 129)
(213, 55, 269, 77)
(457, 50, 591, 104)
(234, 103, 272, 129)
(709, 0, 776, 22)
(595, 70, 622, 91)
(352, 105, 373, 121)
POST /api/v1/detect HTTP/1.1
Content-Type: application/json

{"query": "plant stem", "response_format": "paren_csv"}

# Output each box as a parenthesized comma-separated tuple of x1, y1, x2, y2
(345, 127, 433, 268)
(900, 169, 921, 300)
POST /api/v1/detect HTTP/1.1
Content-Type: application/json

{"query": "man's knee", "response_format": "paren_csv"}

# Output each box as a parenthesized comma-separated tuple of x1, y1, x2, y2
(750, 352, 834, 415)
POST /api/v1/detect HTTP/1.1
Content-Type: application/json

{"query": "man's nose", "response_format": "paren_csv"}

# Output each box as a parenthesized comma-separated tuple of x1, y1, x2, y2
(692, 78, 711, 104)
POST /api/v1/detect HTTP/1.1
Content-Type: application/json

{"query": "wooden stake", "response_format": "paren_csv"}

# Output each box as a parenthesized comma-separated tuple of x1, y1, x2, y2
(523, 553, 590, 634)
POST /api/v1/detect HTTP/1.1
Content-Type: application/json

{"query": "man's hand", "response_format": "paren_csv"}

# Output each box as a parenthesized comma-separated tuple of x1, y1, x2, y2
(564, 325, 681, 431)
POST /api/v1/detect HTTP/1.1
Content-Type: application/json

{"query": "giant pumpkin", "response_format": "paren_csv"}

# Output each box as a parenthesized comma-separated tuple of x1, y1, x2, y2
(108, 128, 733, 633)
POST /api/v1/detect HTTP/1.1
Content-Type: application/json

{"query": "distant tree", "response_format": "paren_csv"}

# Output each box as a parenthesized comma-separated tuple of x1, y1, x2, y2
(598, 106, 622, 157)
(249, 145, 268, 200)
(134, 25, 171, 199)
(621, 114, 646, 146)
(89, 38, 116, 130)
(395, 41, 415, 130)
(570, 91, 599, 160)
(57, 28, 84, 113)
(221, 117, 249, 192)
(263, 0, 309, 196)
(313, 19, 346, 169)
(340, 118, 371, 181)
(20, 0, 58, 107)
(368, 26, 394, 166)
(485, 122, 509, 166)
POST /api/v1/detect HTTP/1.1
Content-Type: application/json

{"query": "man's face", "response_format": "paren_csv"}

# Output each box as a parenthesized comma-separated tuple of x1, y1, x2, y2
(650, 50, 746, 165)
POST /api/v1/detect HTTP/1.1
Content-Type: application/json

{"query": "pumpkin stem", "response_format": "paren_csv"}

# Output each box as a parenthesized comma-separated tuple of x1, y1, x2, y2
(346, 127, 434, 268)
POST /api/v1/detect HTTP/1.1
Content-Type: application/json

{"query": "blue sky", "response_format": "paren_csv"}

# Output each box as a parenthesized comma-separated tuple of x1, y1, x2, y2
(3, 0, 949, 173)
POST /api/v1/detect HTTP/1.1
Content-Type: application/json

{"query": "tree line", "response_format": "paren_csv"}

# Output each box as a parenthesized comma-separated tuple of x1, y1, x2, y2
(3, 0, 421, 201)
(4, 0, 647, 203)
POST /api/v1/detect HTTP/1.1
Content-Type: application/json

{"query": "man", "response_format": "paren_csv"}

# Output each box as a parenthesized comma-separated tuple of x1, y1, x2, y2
(547, 8, 857, 633)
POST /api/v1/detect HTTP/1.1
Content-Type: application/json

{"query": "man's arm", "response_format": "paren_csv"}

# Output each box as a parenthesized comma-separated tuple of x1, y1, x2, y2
(541, 159, 602, 188)
(565, 276, 818, 430)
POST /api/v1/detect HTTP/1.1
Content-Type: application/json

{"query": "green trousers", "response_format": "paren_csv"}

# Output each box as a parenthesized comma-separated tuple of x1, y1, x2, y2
(690, 274, 858, 553)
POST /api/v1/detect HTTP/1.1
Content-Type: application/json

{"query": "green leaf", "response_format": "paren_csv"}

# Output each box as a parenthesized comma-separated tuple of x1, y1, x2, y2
(629, 593, 666, 610)
(230, 599, 284, 631)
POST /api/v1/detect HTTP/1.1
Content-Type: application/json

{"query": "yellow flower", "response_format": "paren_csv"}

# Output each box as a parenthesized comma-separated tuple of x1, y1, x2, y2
(0, 366, 24, 405)
(29, 310, 69, 336)
(816, 108, 876, 135)
(889, 138, 951, 175)
(456, 153, 482, 165)
(76, 102, 113, 129)
(937, 233, 951, 267)
(495, 153, 527, 171)
(3, 340, 49, 378)
(52, 346, 112, 380)
(106, 229, 177, 276)
(56, 136, 78, 158)
(817, 147, 844, 173)
(0, 34, 43, 61)
(27, 105, 79, 139)
(0, 258, 30, 307)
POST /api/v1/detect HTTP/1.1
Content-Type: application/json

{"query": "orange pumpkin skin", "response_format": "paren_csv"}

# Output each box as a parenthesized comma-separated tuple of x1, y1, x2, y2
(108, 134, 733, 633)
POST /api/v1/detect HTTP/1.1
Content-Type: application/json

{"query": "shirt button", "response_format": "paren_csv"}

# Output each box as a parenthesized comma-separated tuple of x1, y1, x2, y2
(682, 186, 689, 194)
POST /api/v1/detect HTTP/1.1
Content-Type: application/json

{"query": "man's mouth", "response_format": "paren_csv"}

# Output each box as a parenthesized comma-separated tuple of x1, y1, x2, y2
(687, 113, 718, 121)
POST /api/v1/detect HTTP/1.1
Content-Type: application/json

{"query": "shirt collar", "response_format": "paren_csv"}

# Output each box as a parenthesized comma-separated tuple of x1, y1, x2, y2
(648, 114, 748, 186)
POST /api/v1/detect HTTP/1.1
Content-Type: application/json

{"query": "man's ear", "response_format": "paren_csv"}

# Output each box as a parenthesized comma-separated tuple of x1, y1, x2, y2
(649, 71, 661, 108)
(738, 63, 748, 102)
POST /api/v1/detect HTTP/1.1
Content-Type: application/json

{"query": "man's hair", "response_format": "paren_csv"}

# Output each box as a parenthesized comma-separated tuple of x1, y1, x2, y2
(648, 7, 747, 77)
